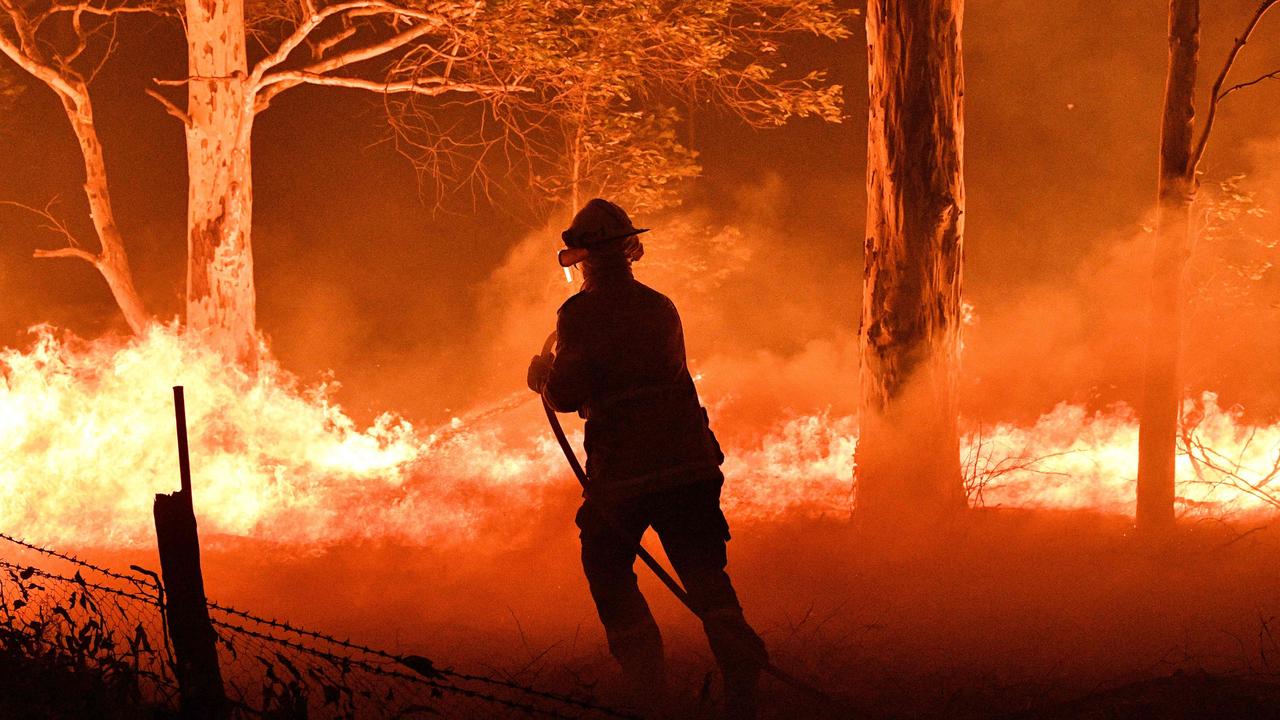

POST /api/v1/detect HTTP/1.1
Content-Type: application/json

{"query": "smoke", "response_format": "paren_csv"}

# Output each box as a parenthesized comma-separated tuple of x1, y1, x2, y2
(2, 0, 1277, 438)
(4, 128, 1280, 552)
(962, 138, 1280, 426)
(445, 130, 1280, 442)
(1, 8, 1279, 710)
(444, 175, 859, 442)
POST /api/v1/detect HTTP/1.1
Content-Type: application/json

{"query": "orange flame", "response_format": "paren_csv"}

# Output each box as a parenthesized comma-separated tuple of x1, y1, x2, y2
(1, 326, 1277, 549)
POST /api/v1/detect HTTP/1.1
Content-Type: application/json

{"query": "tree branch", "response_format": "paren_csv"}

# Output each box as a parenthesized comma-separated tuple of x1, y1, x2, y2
(1190, 0, 1280, 171)
(254, 19, 444, 110)
(258, 70, 529, 97)
(45, 1, 163, 18)
(63, 6, 90, 66)
(1219, 67, 1280, 100)
(288, 20, 440, 79)
(0, 15, 84, 101)
(311, 23, 356, 60)
(250, 0, 452, 84)
(251, 0, 391, 80)
(32, 246, 100, 265)
(1, 198, 101, 266)
(145, 85, 190, 125)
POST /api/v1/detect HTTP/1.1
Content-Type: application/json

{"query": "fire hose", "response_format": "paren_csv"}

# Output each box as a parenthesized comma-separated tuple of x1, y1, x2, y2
(537, 333, 839, 710)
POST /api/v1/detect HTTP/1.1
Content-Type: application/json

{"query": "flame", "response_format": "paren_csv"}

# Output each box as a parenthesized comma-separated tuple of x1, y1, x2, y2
(1, 325, 1278, 549)
(0, 325, 559, 547)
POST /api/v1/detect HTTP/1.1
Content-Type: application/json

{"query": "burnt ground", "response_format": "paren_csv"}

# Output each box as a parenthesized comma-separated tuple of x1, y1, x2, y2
(93, 504, 1280, 719)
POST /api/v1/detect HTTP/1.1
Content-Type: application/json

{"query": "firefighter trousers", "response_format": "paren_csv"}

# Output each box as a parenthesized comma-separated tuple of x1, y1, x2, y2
(575, 478, 766, 711)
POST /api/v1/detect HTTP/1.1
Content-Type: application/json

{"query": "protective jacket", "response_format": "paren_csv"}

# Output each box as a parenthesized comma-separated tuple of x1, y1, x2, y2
(544, 268, 723, 499)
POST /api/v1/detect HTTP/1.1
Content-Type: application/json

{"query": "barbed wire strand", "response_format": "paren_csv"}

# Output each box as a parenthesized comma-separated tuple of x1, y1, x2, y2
(0, 532, 157, 591)
(0, 535, 635, 719)
(210, 616, 589, 719)
(0, 558, 178, 702)
(205, 598, 632, 717)
(0, 559, 160, 607)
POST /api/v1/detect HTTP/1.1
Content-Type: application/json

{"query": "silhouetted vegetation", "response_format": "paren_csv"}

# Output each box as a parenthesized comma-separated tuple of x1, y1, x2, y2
(0, 625, 169, 719)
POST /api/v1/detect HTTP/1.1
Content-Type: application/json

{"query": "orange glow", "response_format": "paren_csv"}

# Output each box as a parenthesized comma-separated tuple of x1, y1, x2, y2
(3, 325, 1278, 549)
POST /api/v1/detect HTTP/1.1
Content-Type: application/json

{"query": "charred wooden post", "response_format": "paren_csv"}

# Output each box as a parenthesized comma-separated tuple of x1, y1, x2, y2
(857, 0, 967, 522)
(154, 386, 226, 719)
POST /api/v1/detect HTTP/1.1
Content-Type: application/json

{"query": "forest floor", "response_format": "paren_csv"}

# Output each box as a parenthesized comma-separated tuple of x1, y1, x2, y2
(91, 500, 1280, 719)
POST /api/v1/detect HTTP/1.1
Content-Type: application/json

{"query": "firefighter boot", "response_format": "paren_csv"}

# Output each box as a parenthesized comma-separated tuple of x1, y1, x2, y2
(722, 664, 761, 720)
(606, 622, 667, 718)
(701, 608, 767, 720)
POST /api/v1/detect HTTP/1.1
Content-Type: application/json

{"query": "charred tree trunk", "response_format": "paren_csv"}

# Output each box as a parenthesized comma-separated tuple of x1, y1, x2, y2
(1137, 0, 1200, 532)
(857, 0, 966, 521)
(184, 0, 257, 363)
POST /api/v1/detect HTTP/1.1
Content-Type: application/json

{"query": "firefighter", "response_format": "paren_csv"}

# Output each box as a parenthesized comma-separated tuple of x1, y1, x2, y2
(527, 198, 767, 719)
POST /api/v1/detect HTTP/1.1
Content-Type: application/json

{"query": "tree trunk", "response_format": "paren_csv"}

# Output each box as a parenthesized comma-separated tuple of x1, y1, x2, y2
(184, 0, 257, 362)
(60, 90, 152, 334)
(1137, 0, 1200, 532)
(857, 0, 966, 522)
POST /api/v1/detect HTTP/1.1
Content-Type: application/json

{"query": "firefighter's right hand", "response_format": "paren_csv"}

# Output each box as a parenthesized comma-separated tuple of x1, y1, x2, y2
(527, 353, 553, 394)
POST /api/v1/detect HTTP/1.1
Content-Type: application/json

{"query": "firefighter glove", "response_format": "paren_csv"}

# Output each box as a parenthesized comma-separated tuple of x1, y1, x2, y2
(527, 353, 553, 394)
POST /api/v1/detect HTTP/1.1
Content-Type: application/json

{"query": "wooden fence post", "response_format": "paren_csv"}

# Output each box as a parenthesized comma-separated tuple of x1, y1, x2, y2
(155, 385, 226, 719)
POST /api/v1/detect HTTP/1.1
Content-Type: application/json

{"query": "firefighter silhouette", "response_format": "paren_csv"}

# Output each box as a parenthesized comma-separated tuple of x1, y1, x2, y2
(528, 199, 767, 719)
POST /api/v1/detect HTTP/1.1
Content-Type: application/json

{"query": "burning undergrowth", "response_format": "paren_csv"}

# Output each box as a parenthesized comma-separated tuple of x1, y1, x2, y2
(2, 324, 1279, 551)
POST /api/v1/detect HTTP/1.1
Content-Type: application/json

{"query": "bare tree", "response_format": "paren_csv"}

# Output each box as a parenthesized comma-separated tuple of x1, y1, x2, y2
(4, 0, 851, 359)
(1136, 0, 1279, 532)
(535, 104, 700, 221)
(518, 0, 849, 219)
(144, 0, 527, 360)
(0, 0, 161, 333)
(856, 0, 967, 522)
(147, 0, 853, 361)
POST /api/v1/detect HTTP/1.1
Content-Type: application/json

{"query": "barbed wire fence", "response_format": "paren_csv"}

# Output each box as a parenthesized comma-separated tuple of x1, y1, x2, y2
(0, 531, 634, 719)
(0, 540, 177, 716)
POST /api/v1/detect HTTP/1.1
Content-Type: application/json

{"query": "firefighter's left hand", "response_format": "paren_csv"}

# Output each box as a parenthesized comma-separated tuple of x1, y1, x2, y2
(527, 353, 553, 394)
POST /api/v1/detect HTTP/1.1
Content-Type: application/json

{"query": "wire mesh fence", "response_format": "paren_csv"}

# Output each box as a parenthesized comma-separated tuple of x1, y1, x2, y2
(0, 532, 632, 719)
(0, 546, 176, 715)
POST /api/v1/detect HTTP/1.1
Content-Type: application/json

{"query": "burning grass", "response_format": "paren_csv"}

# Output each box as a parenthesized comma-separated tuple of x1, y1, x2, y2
(3, 324, 1280, 716)
(3, 325, 1280, 551)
